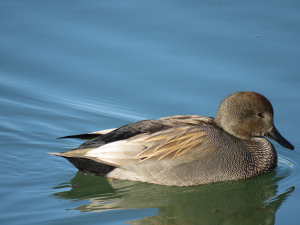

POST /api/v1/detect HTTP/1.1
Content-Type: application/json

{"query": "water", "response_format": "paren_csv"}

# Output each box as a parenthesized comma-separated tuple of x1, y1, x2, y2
(1, 0, 300, 224)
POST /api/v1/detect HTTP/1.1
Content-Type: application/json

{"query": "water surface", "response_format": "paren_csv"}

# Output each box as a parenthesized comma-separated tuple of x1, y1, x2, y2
(1, 1, 300, 224)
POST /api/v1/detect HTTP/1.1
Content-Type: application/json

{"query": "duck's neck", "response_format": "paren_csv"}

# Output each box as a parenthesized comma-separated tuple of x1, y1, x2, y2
(245, 137, 278, 175)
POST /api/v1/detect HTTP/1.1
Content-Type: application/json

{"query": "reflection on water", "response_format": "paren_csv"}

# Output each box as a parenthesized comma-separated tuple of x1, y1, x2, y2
(53, 161, 295, 225)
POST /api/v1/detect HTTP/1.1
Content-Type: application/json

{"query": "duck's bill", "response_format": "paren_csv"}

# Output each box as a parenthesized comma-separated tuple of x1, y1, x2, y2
(265, 126, 294, 150)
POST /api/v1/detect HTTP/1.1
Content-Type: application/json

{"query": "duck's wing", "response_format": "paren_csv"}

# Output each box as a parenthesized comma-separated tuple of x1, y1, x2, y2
(133, 126, 209, 161)
(82, 125, 212, 167)
(52, 116, 216, 172)
(70, 115, 215, 150)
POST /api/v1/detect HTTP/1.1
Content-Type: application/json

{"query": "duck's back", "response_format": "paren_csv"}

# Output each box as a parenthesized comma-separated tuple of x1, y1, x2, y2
(72, 115, 215, 150)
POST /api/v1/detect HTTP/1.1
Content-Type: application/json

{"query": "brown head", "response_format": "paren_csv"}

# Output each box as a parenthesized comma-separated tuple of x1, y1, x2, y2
(215, 91, 294, 150)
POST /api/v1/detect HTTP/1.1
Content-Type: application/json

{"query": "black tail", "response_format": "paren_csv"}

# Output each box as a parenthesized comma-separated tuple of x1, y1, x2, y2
(65, 157, 115, 176)
(58, 133, 103, 140)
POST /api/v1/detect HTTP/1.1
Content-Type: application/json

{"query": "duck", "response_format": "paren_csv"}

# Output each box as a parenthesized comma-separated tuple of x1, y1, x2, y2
(50, 91, 294, 186)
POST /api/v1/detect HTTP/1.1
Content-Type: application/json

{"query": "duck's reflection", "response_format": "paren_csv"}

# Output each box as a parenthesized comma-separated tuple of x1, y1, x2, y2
(52, 171, 294, 225)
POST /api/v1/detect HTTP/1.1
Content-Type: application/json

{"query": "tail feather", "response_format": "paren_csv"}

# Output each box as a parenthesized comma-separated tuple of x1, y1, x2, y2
(48, 152, 61, 156)
(58, 128, 117, 140)
(48, 151, 116, 176)
(58, 133, 102, 140)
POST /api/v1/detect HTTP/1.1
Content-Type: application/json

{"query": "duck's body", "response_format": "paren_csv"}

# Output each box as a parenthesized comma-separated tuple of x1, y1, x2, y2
(50, 92, 294, 186)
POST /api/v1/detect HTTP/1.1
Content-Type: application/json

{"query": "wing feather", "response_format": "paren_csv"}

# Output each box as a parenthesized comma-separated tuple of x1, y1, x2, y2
(135, 126, 208, 161)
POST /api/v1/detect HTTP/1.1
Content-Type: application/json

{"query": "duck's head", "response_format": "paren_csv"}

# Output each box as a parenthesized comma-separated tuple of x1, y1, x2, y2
(215, 91, 294, 150)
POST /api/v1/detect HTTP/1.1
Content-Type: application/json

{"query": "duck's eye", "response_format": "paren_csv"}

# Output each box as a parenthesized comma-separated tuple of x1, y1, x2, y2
(256, 113, 264, 118)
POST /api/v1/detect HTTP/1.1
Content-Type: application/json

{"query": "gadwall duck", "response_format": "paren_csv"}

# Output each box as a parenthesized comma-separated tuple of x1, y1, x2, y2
(50, 91, 294, 186)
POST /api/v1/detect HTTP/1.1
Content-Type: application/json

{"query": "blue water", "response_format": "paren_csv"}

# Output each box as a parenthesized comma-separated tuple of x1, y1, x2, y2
(1, 1, 300, 224)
